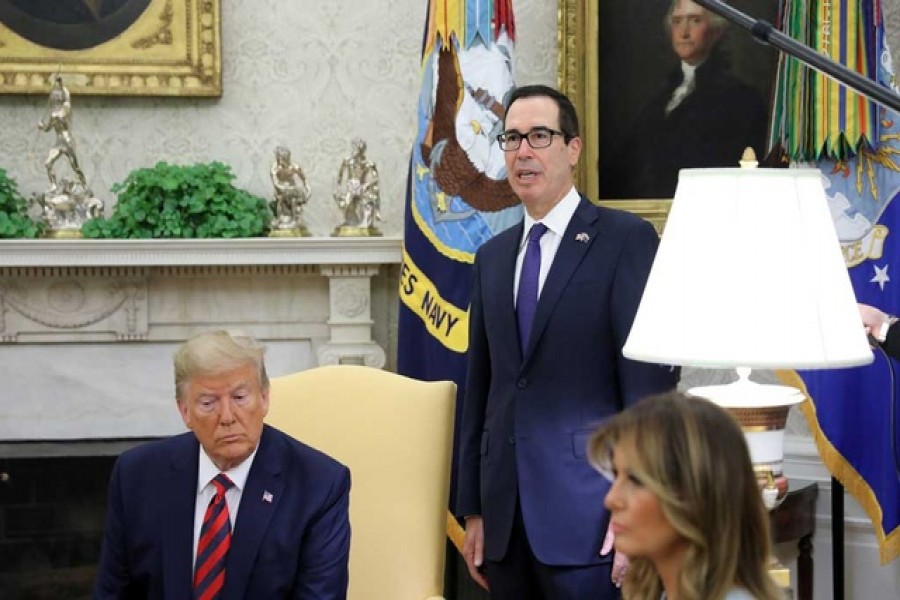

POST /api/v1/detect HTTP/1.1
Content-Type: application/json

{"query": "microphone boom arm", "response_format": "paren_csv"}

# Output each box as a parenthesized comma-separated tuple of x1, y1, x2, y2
(692, 0, 900, 113)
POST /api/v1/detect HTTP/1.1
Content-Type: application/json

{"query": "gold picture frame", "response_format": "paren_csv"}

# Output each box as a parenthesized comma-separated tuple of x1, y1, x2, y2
(557, 0, 778, 234)
(0, 0, 221, 97)
(558, 0, 671, 232)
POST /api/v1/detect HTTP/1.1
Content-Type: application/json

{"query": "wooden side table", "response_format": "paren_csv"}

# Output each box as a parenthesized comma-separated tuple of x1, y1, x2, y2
(769, 483, 819, 600)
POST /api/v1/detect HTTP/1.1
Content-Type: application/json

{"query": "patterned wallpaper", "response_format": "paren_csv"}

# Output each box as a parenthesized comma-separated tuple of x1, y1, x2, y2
(0, 0, 557, 238)
(885, 0, 900, 65)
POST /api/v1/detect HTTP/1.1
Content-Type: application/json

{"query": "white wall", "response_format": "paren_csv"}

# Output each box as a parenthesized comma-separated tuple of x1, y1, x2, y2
(0, 0, 557, 238)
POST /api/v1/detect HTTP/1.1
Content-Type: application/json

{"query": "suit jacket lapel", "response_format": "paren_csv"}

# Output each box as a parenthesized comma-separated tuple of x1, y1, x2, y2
(524, 198, 600, 361)
(223, 426, 284, 600)
(491, 221, 525, 358)
(161, 435, 199, 600)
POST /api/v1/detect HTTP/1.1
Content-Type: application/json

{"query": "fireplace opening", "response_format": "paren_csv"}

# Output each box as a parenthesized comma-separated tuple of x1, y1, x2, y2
(0, 454, 117, 599)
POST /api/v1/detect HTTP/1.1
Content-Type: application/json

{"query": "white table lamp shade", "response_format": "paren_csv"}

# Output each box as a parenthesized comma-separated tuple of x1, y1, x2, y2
(623, 167, 873, 370)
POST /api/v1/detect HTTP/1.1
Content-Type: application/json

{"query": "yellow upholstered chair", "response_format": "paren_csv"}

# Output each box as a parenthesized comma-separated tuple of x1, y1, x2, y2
(266, 365, 456, 600)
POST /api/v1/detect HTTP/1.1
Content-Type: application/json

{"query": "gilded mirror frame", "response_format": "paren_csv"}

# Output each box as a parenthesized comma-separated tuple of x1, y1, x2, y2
(557, 0, 672, 233)
(0, 0, 221, 97)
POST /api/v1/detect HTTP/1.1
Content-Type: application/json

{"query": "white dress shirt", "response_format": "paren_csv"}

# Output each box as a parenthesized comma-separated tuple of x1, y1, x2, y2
(665, 61, 698, 115)
(191, 445, 259, 568)
(514, 186, 581, 307)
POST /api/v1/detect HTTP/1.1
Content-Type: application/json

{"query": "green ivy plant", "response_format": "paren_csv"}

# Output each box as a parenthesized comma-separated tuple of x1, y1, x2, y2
(0, 168, 40, 238)
(83, 161, 271, 239)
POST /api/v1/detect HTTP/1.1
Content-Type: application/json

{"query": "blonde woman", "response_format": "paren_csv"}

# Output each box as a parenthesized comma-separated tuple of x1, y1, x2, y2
(588, 392, 783, 600)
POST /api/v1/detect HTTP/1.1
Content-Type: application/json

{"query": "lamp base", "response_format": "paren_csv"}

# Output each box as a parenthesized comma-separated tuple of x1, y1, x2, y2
(687, 368, 805, 410)
(769, 556, 792, 591)
(688, 367, 805, 507)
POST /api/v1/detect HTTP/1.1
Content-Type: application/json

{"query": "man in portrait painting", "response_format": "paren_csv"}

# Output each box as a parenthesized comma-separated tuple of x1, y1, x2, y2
(606, 0, 768, 199)
(4, 1, 133, 23)
(0, 0, 150, 50)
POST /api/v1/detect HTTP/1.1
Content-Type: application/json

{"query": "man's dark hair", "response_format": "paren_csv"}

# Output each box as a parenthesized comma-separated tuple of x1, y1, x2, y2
(503, 85, 580, 140)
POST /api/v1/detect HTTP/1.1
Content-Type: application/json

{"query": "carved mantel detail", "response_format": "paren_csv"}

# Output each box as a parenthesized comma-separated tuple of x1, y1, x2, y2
(332, 281, 370, 319)
(318, 264, 385, 367)
(0, 238, 401, 441)
(0, 268, 149, 341)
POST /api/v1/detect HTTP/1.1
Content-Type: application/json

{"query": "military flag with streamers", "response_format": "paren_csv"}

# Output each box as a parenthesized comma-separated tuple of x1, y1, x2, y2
(397, 0, 521, 507)
(771, 0, 879, 160)
(777, 0, 899, 562)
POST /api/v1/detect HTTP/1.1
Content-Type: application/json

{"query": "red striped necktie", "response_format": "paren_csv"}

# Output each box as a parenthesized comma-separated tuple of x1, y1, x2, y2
(193, 473, 234, 600)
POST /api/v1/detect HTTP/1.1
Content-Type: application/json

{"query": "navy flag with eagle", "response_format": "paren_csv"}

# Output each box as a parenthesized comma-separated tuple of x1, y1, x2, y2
(397, 0, 521, 502)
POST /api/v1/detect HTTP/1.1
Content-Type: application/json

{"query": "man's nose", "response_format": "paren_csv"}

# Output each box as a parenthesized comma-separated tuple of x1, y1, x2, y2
(219, 399, 236, 424)
(515, 140, 535, 159)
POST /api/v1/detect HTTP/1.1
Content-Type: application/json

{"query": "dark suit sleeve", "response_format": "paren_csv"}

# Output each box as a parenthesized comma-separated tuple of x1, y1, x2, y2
(610, 218, 679, 406)
(94, 458, 130, 599)
(291, 465, 351, 600)
(883, 321, 900, 361)
(456, 251, 489, 518)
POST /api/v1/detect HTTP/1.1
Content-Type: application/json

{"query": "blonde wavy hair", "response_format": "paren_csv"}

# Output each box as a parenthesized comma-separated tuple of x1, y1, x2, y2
(588, 392, 782, 600)
(173, 330, 268, 400)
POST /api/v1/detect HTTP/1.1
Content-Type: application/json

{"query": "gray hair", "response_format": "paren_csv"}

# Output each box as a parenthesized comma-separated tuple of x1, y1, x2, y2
(174, 330, 269, 400)
(666, 0, 728, 33)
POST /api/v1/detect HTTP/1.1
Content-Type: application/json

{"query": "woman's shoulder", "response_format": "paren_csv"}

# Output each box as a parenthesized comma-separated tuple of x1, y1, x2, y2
(723, 587, 757, 600)
(661, 586, 765, 600)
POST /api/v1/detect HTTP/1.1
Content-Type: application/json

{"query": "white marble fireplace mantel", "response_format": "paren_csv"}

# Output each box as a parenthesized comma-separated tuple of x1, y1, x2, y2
(0, 238, 402, 442)
(0, 237, 402, 267)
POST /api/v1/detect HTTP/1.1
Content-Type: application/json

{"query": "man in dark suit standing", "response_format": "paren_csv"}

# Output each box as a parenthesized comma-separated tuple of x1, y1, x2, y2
(94, 330, 350, 599)
(456, 84, 679, 599)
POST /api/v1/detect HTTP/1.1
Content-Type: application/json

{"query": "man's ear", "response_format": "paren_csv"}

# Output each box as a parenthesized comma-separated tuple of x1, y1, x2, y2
(567, 136, 583, 168)
(177, 399, 192, 429)
(261, 387, 270, 416)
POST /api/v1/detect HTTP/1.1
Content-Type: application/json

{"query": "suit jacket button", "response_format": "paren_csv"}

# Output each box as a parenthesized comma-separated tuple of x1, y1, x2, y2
(517, 378, 527, 389)
(508, 436, 516, 444)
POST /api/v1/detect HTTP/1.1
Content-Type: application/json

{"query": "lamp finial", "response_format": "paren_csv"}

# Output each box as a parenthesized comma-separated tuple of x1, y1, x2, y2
(739, 147, 758, 169)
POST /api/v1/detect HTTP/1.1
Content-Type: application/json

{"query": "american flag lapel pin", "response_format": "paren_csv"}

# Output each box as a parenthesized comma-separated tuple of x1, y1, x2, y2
(262, 490, 273, 503)
(575, 232, 590, 243)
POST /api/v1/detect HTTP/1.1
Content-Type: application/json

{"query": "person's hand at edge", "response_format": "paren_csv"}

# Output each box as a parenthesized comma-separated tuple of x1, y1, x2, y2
(462, 516, 489, 590)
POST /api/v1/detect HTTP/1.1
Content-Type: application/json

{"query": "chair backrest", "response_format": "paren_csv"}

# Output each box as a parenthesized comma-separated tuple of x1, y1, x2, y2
(266, 365, 456, 600)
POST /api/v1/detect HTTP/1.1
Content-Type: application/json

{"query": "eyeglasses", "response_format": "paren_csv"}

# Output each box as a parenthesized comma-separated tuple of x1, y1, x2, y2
(497, 126, 568, 151)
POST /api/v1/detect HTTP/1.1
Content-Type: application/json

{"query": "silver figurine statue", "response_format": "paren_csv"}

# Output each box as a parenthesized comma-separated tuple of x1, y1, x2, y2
(269, 146, 311, 237)
(31, 76, 103, 238)
(331, 138, 382, 236)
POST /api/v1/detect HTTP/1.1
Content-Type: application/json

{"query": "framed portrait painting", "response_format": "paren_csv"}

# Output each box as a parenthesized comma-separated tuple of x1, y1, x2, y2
(558, 0, 779, 230)
(0, 0, 221, 96)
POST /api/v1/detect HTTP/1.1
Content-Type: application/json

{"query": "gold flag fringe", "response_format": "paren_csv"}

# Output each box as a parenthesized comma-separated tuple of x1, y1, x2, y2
(777, 369, 899, 563)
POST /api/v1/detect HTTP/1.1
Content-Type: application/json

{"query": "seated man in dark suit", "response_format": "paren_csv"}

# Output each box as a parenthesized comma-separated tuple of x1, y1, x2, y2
(608, 0, 768, 199)
(94, 330, 350, 599)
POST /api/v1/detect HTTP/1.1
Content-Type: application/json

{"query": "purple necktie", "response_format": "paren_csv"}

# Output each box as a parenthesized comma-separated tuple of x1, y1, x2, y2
(516, 223, 548, 352)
